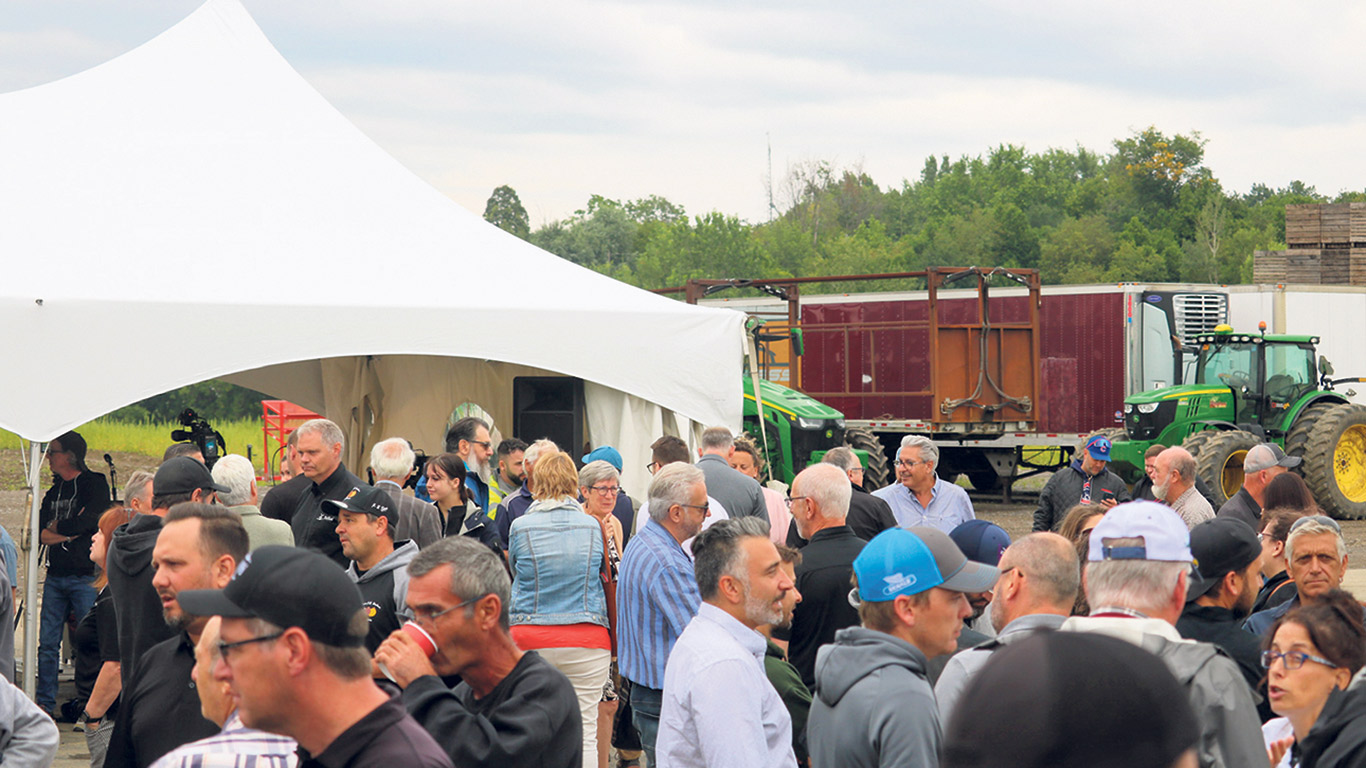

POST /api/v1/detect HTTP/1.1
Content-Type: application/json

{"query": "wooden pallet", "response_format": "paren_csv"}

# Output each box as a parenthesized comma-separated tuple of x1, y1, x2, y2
(1285, 203, 1366, 247)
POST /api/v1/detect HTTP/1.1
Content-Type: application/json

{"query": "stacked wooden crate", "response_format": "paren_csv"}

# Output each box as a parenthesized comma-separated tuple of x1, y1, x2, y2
(1254, 203, 1366, 285)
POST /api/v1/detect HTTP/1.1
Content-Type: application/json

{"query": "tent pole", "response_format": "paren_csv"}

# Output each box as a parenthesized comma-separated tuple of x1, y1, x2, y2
(744, 335, 773, 482)
(22, 441, 43, 699)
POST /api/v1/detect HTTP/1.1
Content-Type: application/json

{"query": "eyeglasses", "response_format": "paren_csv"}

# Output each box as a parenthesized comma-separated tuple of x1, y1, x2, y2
(217, 632, 282, 661)
(677, 502, 710, 514)
(996, 566, 1019, 580)
(895, 459, 928, 468)
(784, 496, 808, 509)
(412, 595, 483, 627)
(1261, 649, 1338, 671)
(646, 462, 662, 475)
(469, 440, 492, 449)
(588, 485, 622, 496)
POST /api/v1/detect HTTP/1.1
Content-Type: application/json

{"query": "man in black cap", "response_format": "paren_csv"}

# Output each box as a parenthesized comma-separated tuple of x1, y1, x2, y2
(1175, 517, 1270, 721)
(330, 486, 419, 654)
(105, 503, 247, 768)
(181, 546, 451, 768)
(291, 419, 369, 567)
(36, 429, 110, 716)
(108, 456, 229, 689)
(942, 631, 1200, 768)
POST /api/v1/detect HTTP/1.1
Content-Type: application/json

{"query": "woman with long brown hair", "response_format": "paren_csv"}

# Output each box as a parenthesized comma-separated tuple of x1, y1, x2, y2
(76, 502, 135, 766)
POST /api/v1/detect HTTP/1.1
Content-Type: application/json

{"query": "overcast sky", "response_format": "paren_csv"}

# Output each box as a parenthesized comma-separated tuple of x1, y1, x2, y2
(4, 1, 1365, 226)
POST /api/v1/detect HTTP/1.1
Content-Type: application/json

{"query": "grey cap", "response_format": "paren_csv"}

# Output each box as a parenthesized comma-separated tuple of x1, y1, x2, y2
(1244, 443, 1302, 473)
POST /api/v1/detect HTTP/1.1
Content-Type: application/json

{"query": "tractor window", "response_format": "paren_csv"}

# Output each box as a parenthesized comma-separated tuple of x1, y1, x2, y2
(1264, 343, 1316, 401)
(1196, 342, 1258, 387)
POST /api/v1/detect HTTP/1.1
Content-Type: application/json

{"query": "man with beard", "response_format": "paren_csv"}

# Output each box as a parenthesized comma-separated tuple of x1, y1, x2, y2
(489, 438, 527, 511)
(933, 533, 1077, 727)
(656, 518, 796, 768)
(105, 504, 247, 768)
(1176, 517, 1272, 721)
(1152, 446, 1215, 529)
(446, 417, 494, 515)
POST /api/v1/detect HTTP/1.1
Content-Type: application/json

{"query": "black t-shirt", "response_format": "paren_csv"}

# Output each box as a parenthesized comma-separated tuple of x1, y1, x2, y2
(105, 632, 216, 768)
(403, 650, 581, 768)
(299, 694, 452, 768)
(292, 464, 367, 567)
(261, 474, 312, 525)
(74, 585, 119, 709)
(774, 526, 866, 689)
(40, 471, 110, 576)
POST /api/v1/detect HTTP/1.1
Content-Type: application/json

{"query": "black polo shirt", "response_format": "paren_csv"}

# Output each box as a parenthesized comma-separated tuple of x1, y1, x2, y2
(299, 694, 451, 768)
(262, 474, 312, 525)
(775, 525, 866, 689)
(105, 631, 217, 768)
(786, 484, 896, 548)
(292, 463, 367, 567)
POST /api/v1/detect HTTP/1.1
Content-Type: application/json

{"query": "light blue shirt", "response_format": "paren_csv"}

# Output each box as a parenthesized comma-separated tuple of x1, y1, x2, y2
(657, 603, 794, 768)
(872, 477, 975, 534)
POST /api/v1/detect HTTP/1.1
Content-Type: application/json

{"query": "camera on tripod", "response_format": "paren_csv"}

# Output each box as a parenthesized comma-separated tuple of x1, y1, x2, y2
(170, 408, 226, 468)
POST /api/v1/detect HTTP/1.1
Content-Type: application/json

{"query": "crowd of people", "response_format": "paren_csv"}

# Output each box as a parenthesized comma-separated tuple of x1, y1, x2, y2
(5, 418, 1366, 768)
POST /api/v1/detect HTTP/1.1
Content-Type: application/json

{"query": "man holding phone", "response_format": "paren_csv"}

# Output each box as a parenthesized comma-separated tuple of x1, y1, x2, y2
(1032, 436, 1130, 532)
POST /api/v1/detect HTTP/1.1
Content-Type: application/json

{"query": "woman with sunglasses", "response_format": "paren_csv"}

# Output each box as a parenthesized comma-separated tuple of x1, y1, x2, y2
(507, 451, 611, 768)
(1261, 589, 1366, 767)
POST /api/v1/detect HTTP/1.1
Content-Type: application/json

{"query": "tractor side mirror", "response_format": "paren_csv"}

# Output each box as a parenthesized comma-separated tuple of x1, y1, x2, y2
(1320, 355, 1336, 377)
(791, 328, 804, 357)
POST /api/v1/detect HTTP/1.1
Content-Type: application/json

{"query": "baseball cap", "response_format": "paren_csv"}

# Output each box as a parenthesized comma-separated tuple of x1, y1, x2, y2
(1087, 500, 1193, 563)
(177, 546, 367, 648)
(1185, 518, 1262, 603)
(1084, 435, 1111, 462)
(582, 446, 624, 472)
(851, 527, 998, 604)
(53, 431, 88, 464)
(942, 631, 1198, 768)
(949, 520, 1011, 566)
(1244, 443, 1302, 472)
(323, 486, 397, 529)
(154, 456, 230, 496)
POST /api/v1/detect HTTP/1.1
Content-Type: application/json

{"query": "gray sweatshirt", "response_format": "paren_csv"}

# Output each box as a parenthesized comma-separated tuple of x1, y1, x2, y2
(807, 626, 941, 768)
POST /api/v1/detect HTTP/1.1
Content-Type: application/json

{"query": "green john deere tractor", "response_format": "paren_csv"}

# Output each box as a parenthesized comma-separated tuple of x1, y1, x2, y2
(1108, 327, 1366, 519)
(741, 376, 890, 489)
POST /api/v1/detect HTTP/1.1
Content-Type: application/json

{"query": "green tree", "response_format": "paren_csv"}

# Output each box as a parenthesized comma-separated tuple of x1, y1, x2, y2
(482, 185, 530, 240)
(1039, 215, 1116, 283)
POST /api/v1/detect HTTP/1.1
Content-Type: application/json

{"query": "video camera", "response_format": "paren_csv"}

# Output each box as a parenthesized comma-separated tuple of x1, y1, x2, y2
(170, 408, 226, 468)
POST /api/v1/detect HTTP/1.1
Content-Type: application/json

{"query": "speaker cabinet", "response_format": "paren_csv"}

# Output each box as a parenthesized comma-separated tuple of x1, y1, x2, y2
(512, 376, 586, 462)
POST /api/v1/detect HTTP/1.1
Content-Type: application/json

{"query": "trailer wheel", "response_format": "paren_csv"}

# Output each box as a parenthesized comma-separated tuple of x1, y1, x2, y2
(967, 471, 1003, 492)
(845, 427, 891, 491)
(1302, 404, 1366, 520)
(1193, 430, 1261, 507)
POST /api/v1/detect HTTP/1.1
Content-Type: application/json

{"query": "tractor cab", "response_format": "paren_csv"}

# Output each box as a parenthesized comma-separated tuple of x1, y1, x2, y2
(1191, 327, 1320, 432)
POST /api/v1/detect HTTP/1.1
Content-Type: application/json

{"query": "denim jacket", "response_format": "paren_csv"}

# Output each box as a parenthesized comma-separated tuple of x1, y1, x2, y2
(507, 497, 608, 628)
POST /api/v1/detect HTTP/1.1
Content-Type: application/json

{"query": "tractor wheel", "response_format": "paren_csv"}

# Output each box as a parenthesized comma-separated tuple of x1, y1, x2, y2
(1180, 429, 1217, 459)
(845, 427, 891, 491)
(1089, 428, 1128, 443)
(1194, 431, 1262, 507)
(1285, 402, 1336, 470)
(1301, 404, 1366, 520)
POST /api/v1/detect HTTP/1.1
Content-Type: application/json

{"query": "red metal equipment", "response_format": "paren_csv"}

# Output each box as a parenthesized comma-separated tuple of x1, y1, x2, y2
(260, 400, 322, 481)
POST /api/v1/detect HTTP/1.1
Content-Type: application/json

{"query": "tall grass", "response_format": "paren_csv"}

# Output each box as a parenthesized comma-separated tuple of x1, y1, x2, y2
(1, 418, 264, 460)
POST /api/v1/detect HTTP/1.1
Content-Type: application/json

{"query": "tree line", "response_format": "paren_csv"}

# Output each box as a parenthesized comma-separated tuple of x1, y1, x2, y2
(482, 127, 1365, 291)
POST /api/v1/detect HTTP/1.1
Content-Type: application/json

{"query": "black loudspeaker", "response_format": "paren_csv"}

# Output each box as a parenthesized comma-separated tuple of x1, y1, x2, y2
(512, 377, 586, 461)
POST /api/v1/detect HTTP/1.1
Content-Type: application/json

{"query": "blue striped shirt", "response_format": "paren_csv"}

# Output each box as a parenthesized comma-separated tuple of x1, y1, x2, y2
(148, 712, 298, 768)
(617, 519, 701, 689)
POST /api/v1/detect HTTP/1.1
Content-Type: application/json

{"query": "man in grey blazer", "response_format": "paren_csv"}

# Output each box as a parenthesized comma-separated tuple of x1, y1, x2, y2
(370, 438, 443, 548)
(696, 426, 769, 531)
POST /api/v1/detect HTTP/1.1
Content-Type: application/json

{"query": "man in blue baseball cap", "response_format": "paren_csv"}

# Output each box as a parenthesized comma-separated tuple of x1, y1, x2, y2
(806, 527, 997, 768)
(1032, 434, 1130, 533)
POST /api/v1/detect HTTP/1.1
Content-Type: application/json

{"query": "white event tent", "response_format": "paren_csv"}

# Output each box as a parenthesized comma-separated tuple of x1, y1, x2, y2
(0, 0, 745, 696)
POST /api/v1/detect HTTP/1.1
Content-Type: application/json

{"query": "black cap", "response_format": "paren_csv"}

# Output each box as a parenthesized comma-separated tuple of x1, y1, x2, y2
(177, 546, 366, 648)
(53, 431, 87, 464)
(1185, 517, 1263, 603)
(322, 486, 397, 529)
(942, 632, 1198, 768)
(154, 456, 230, 496)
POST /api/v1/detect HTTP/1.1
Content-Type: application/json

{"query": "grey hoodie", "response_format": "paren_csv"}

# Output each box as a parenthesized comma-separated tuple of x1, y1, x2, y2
(807, 626, 941, 768)
(347, 539, 419, 653)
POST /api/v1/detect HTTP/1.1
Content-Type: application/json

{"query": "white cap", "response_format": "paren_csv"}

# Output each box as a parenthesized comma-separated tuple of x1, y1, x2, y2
(1087, 501, 1193, 563)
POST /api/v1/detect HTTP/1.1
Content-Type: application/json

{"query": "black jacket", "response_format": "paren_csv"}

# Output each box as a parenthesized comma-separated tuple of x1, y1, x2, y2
(1033, 460, 1131, 532)
(1252, 570, 1297, 615)
(107, 514, 172, 688)
(1216, 487, 1263, 531)
(775, 526, 866, 689)
(1176, 603, 1272, 722)
(292, 463, 367, 567)
(40, 470, 110, 576)
(1298, 685, 1366, 768)
(786, 483, 897, 548)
